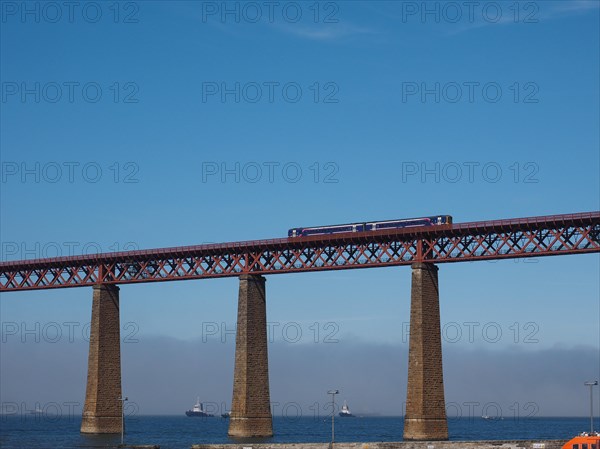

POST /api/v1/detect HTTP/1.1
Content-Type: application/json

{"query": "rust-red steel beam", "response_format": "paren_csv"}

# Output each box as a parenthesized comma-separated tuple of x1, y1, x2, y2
(1, 212, 599, 291)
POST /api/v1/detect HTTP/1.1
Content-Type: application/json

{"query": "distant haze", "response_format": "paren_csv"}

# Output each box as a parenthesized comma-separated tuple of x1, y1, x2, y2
(1, 336, 599, 419)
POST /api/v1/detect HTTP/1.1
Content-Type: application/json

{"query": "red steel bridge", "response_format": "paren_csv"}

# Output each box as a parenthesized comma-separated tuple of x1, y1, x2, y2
(1, 211, 599, 291)
(2, 210, 599, 439)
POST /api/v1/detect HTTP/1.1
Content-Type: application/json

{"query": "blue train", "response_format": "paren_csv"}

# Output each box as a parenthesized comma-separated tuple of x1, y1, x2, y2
(288, 215, 452, 238)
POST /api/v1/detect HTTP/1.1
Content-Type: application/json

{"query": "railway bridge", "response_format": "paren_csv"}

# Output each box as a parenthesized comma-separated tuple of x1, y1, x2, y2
(1, 211, 599, 440)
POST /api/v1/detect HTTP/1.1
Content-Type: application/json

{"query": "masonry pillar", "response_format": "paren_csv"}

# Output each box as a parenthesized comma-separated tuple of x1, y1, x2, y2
(81, 284, 123, 434)
(403, 263, 448, 440)
(228, 274, 273, 438)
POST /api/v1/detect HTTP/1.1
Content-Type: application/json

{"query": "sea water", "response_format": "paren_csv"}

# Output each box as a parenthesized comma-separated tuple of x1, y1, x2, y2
(1, 416, 597, 449)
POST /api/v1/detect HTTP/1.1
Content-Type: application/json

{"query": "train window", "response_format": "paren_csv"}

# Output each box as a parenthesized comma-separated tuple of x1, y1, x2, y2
(573, 445, 579, 449)
(590, 444, 596, 449)
(582, 444, 588, 449)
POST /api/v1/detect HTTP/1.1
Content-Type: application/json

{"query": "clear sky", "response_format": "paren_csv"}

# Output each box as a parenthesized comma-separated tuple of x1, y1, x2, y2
(1, 1, 599, 418)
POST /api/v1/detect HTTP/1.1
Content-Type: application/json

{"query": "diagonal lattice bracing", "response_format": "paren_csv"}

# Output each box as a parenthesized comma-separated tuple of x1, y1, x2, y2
(1, 212, 599, 291)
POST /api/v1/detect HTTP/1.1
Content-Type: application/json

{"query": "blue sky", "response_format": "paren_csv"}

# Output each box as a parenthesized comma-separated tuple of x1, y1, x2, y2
(1, 1, 599, 416)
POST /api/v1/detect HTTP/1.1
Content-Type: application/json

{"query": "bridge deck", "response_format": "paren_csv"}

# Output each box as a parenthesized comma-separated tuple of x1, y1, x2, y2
(1, 211, 599, 291)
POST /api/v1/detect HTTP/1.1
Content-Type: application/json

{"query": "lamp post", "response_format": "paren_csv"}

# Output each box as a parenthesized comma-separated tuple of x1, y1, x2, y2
(327, 390, 339, 447)
(118, 396, 128, 445)
(584, 381, 598, 434)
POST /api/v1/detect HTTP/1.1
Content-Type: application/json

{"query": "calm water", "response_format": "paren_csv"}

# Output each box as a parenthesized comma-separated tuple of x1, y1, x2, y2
(1, 416, 596, 449)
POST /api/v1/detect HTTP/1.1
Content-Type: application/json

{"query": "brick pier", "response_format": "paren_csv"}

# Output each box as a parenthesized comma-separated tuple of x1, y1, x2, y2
(403, 263, 448, 441)
(81, 284, 123, 434)
(228, 274, 273, 438)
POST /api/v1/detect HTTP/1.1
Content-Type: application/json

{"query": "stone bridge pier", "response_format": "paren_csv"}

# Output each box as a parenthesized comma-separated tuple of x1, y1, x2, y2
(403, 262, 448, 440)
(81, 284, 123, 434)
(76, 266, 446, 440)
(228, 274, 273, 438)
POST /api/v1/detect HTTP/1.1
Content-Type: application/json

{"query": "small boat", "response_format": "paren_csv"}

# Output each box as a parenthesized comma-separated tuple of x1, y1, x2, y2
(339, 401, 354, 417)
(562, 431, 600, 449)
(221, 411, 231, 418)
(482, 415, 502, 421)
(185, 397, 214, 417)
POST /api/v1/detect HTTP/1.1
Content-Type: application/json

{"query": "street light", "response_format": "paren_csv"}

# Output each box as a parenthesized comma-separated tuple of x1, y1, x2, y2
(118, 396, 128, 445)
(584, 381, 598, 434)
(327, 390, 339, 447)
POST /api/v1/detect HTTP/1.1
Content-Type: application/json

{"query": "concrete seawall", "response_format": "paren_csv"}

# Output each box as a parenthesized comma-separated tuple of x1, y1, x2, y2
(192, 441, 566, 449)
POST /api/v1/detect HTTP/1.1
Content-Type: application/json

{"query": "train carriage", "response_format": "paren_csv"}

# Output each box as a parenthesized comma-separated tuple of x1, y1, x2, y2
(288, 215, 452, 238)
